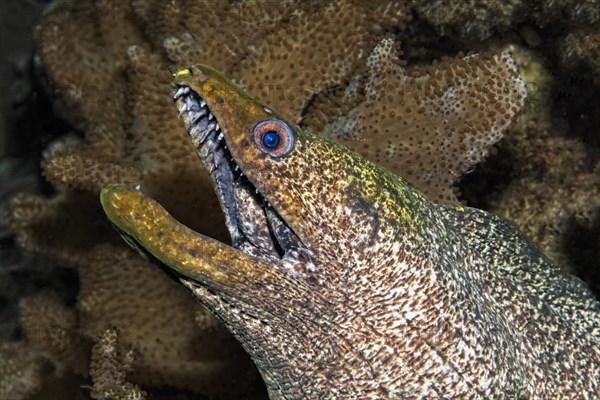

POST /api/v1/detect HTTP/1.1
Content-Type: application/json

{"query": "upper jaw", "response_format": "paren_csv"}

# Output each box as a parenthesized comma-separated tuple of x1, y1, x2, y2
(174, 85, 243, 245)
(173, 85, 317, 278)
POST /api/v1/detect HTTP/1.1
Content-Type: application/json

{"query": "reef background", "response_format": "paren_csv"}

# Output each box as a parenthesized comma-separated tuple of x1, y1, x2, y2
(1, 1, 598, 399)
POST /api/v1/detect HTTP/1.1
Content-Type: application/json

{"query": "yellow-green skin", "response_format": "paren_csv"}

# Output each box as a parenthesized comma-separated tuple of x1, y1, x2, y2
(101, 65, 600, 399)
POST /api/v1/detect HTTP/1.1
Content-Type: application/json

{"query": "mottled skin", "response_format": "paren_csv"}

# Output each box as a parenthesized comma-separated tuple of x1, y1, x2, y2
(101, 65, 600, 399)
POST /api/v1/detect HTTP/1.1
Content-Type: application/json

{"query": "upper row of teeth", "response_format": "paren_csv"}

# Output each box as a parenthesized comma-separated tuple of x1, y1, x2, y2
(173, 85, 190, 100)
(174, 86, 224, 145)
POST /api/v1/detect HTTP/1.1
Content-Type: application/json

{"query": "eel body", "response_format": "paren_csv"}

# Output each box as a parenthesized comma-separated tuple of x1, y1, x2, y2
(101, 65, 600, 399)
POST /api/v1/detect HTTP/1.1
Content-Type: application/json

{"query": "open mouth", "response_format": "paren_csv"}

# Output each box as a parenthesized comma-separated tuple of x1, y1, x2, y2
(173, 85, 314, 272)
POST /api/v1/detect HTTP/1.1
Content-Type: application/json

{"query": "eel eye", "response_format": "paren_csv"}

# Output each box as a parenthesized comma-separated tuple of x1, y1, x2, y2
(253, 118, 294, 157)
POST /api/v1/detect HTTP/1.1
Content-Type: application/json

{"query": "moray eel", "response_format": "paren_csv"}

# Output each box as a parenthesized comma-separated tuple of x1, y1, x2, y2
(101, 65, 600, 399)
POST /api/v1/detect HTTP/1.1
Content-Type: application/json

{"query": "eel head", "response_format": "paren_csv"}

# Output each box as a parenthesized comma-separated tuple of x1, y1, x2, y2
(99, 64, 505, 398)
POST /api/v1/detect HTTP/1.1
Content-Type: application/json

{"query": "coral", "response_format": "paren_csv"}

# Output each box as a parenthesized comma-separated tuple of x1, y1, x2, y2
(78, 245, 259, 396)
(411, 0, 600, 39)
(7, 190, 117, 263)
(488, 133, 600, 278)
(5, 0, 599, 398)
(11, 244, 263, 398)
(19, 291, 89, 375)
(461, 45, 600, 292)
(560, 28, 600, 84)
(234, 0, 410, 121)
(89, 329, 146, 400)
(0, 159, 41, 240)
(534, 0, 600, 27)
(0, 342, 44, 400)
(410, 0, 525, 39)
(322, 38, 526, 203)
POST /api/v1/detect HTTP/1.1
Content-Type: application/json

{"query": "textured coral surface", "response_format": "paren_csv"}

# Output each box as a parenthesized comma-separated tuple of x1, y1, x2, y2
(1, 0, 599, 399)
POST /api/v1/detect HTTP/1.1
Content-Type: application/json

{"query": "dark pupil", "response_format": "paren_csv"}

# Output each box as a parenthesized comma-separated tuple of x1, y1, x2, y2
(262, 131, 281, 149)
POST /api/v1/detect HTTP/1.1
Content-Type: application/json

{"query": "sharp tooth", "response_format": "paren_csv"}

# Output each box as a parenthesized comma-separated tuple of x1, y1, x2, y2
(187, 115, 198, 130)
(215, 123, 220, 131)
(200, 100, 206, 107)
(173, 86, 190, 100)
(178, 103, 188, 117)
(205, 122, 216, 133)
(190, 125, 212, 144)
(199, 129, 212, 144)
(189, 125, 201, 140)
(217, 132, 224, 141)
(200, 131, 210, 144)
(208, 113, 213, 121)
(188, 101, 201, 112)
(188, 109, 207, 127)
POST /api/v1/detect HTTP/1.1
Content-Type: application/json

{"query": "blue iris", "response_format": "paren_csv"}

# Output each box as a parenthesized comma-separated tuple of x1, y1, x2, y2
(253, 118, 294, 157)
(262, 131, 281, 149)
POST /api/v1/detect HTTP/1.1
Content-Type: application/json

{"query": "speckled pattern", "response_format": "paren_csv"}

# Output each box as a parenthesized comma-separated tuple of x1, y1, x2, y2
(101, 65, 600, 399)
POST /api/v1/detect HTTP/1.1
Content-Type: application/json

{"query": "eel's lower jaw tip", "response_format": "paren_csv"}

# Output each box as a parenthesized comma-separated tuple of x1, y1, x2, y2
(100, 183, 122, 199)
(100, 184, 143, 212)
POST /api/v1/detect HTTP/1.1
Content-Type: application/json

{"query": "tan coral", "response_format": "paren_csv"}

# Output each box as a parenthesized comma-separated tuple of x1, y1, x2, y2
(41, 135, 142, 193)
(89, 329, 146, 400)
(327, 38, 527, 203)
(488, 107, 600, 279)
(78, 245, 261, 397)
(410, 0, 525, 39)
(4, 0, 544, 398)
(561, 28, 600, 84)
(160, 0, 291, 76)
(410, 0, 599, 39)
(6, 190, 114, 264)
(20, 291, 90, 375)
(236, 0, 411, 122)
(35, 0, 133, 133)
(11, 243, 263, 398)
(0, 342, 45, 400)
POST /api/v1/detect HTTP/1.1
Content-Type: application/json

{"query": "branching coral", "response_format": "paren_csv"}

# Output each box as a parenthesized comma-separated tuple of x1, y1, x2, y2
(0, 342, 45, 400)
(7, 190, 116, 263)
(20, 0, 520, 243)
(89, 329, 146, 400)
(78, 244, 259, 396)
(20, 291, 89, 376)
(560, 28, 600, 84)
(234, 0, 410, 121)
(410, 0, 526, 40)
(11, 244, 262, 398)
(411, 0, 600, 39)
(323, 38, 526, 202)
(7, 0, 599, 398)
